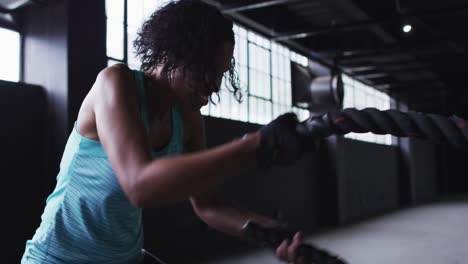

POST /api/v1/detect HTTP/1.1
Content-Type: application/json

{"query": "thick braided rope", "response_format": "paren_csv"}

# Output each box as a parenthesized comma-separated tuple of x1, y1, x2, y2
(242, 221, 348, 264)
(300, 107, 468, 147)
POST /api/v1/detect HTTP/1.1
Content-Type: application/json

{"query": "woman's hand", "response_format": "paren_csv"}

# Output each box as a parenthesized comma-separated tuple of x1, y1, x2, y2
(256, 113, 304, 168)
(275, 231, 305, 264)
(245, 218, 306, 264)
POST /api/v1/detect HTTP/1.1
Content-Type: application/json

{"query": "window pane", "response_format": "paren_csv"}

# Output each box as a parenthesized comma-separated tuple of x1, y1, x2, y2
(106, 0, 124, 22)
(238, 100, 248, 122)
(248, 97, 258, 123)
(236, 64, 248, 89)
(248, 43, 269, 74)
(258, 98, 267, 124)
(128, 0, 164, 28)
(263, 100, 273, 124)
(127, 0, 144, 28)
(106, 19, 124, 60)
(272, 78, 280, 104)
(218, 88, 231, 119)
(248, 31, 270, 49)
(0, 28, 20, 82)
(272, 103, 280, 119)
(248, 43, 270, 99)
(285, 81, 292, 106)
(209, 99, 220, 118)
(284, 55, 291, 82)
(249, 70, 270, 99)
(230, 96, 241, 121)
(155, 0, 172, 10)
(127, 25, 141, 69)
(271, 51, 279, 78)
(200, 104, 209, 115)
(107, 59, 121, 67)
(234, 31, 248, 67)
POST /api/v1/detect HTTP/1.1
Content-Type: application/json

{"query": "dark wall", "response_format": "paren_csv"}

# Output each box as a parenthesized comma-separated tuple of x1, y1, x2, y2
(392, 92, 442, 206)
(333, 137, 400, 224)
(0, 80, 47, 263)
(22, 0, 106, 186)
(409, 139, 438, 203)
(444, 147, 468, 193)
(320, 132, 440, 226)
(22, 0, 69, 190)
(67, 0, 107, 131)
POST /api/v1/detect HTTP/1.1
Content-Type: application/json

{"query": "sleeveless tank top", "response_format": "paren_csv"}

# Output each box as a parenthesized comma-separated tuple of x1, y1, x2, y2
(21, 69, 184, 263)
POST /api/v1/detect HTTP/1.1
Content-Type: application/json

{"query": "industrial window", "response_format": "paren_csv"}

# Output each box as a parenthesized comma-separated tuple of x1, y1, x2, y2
(0, 27, 21, 82)
(105, 1, 310, 125)
(342, 74, 392, 145)
(106, 0, 170, 67)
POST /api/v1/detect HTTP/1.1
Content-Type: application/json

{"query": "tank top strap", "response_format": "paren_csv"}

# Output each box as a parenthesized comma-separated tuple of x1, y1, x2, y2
(132, 70, 150, 130)
(171, 105, 184, 153)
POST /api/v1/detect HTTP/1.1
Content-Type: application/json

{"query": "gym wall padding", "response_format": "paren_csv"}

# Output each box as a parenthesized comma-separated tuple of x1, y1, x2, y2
(0, 80, 48, 263)
(333, 137, 400, 224)
(408, 139, 438, 203)
(446, 147, 468, 193)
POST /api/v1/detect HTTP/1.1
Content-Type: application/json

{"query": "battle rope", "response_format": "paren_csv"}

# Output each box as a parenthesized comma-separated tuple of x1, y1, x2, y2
(242, 221, 348, 264)
(243, 108, 468, 264)
(297, 107, 468, 147)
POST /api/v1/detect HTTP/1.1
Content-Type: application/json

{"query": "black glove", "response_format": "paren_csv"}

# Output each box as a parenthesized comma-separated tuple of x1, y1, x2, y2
(256, 112, 303, 168)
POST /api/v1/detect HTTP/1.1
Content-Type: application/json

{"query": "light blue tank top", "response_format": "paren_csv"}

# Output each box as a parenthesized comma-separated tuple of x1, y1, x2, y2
(22, 70, 184, 263)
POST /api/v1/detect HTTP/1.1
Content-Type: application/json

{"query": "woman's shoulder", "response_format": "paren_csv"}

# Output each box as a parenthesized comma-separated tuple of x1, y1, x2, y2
(86, 64, 142, 115)
(93, 64, 139, 98)
(97, 63, 134, 84)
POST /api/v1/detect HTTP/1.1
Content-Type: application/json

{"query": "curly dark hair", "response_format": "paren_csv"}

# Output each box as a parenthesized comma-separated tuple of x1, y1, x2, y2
(134, 0, 242, 104)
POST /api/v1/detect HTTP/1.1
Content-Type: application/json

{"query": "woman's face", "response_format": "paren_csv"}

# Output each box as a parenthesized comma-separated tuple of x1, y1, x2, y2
(170, 41, 234, 111)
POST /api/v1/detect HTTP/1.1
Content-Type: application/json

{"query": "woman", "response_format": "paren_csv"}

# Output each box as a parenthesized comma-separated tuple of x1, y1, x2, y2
(22, 1, 305, 263)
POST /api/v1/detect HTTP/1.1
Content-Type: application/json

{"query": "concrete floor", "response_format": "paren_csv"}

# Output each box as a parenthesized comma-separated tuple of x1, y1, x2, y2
(203, 197, 468, 264)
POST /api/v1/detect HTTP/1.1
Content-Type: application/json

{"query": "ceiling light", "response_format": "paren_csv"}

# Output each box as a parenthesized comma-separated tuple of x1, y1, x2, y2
(402, 24, 412, 33)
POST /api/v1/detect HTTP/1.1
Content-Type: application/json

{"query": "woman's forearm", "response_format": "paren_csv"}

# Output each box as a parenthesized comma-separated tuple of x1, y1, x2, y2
(193, 201, 280, 237)
(134, 132, 260, 207)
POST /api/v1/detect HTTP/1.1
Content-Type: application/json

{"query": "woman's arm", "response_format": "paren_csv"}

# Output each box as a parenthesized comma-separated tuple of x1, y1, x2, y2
(191, 192, 280, 237)
(186, 113, 304, 263)
(93, 65, 260, 208)
(135, 131, 260, 206)
(182, 110, 274, 236)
